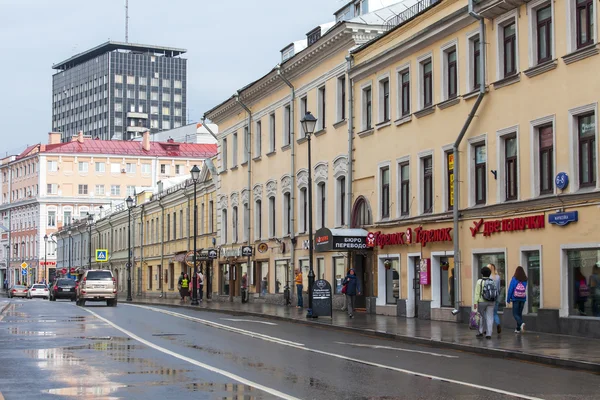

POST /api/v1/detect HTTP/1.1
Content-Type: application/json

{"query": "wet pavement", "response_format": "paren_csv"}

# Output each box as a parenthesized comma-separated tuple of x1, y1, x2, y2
(1, 298, 600, 399)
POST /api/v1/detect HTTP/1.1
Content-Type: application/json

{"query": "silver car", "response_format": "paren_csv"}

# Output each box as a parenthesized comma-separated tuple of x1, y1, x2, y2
(76, 270, 117, 307)
(8, 285, 28, 298)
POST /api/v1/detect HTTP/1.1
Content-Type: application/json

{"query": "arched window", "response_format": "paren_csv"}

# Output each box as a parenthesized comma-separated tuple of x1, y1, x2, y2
(351, 196, 373, 228)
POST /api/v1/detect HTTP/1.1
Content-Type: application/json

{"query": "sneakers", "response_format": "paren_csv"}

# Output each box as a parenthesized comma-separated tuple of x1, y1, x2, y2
(485, 336, 492, 339)
(520, 323, 526, 332)
(497, 325, 502, 334)
(514, 329, 521, 333)
(476, 333, 484, 338)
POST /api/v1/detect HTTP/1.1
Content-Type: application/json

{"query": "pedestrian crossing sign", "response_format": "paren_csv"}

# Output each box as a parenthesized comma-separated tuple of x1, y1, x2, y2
(95, 249, 108, 262)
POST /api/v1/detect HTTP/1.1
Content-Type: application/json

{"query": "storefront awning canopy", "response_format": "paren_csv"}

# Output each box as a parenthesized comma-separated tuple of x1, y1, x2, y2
(315, 228, 371, 252)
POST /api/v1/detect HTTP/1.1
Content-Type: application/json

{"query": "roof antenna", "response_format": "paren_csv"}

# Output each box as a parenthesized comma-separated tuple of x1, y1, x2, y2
(125, 0, 129, 43)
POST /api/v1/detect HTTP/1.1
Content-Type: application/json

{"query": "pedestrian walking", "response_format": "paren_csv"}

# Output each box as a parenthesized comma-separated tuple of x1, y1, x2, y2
(474, 266, 498, 339)
(488, 263, 502, 334)
(342, 269, 361, 318)
(198, 271, 204, 302)
(589, 264, 600, 317)
(507, 266, 528, 333)
(241, 272, 248, 303)
(295, 268, 303, 308)
(574, 267, 589, 315)
(180, 273, 190, 302)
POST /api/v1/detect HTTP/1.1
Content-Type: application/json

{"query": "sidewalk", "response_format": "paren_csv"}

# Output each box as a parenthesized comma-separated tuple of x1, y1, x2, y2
(126, 295, 594, 372)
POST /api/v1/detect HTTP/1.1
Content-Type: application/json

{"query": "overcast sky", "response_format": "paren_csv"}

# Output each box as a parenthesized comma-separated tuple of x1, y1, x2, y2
(0, 0, 350, 155)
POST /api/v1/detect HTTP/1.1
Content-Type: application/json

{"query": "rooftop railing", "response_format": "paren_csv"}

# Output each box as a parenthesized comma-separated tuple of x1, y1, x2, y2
(384, 0, 440, 31)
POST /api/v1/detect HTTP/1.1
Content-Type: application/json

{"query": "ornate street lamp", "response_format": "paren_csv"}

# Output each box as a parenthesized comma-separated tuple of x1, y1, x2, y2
(300, 111, 317, 318)
(126, 196, 134, 301)
(67, 231, 72, 279)
(43, 234, 48, 284)
(190, 165, 201, 305)
(87, 214, 93, 270)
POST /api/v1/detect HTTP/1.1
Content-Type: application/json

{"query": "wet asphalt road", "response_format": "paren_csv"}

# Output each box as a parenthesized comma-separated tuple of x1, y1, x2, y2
(1, 299, 600, 400)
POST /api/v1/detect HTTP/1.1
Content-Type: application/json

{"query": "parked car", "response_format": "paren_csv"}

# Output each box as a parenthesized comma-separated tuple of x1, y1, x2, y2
(27, 284, 49, 299)
(77, 270, 117, 307)
(49, 278, 77, 301)
(8, 285, 28, 298)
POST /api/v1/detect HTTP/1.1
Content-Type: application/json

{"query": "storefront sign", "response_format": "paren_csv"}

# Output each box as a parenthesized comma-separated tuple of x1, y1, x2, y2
(221, 247, 242, 258)
(314, 228, 370, 252)
(366, 227, 452, 249)
(419, 258, 431, 285)
(470, 214, 545, 237)
(549, 211, 578, 226)
(241, 246, 253, 257)
(302, 240, 311, 250)
(207, 249, 218, 259)
(257, 243, 269, 253)
(311, 279, 333, 317)
(40, 261, 57, 266)
(448, 153, 454, 208)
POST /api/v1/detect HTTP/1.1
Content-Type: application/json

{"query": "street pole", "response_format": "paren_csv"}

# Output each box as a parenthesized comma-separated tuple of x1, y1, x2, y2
(68, 232, 72, 279)
(21, 241, 25, 285)
(43, 235, 48, 284)
(126, 196, 134, 301)
(88, 214, 93, 270)
(190, 165, 200, 305)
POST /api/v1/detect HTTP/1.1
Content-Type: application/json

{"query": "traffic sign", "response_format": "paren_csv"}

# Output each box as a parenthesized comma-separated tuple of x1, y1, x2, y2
(21, 269, 27, 276)
(95, 249, 108, 262)
(21, 262, 28, 269)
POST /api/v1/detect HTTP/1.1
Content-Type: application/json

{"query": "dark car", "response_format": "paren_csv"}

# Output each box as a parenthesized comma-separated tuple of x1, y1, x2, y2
(49, 278, 77, 301)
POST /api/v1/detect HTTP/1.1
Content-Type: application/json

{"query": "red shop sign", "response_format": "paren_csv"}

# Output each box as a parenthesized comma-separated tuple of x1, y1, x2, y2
(366, 227, 452, 249)
(470, 214, 545, 238)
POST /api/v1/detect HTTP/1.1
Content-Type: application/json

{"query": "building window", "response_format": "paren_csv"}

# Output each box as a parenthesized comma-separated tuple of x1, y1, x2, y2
(127, 186, 135, 197)
(446, 49, 457, 99)
(576, 0, 594, 49)
(222, 138, 228, 170)
(95, 185, 105, 196)
(284, 192, 291, 235)
(221, 209, 228, 244)
(474, 144, 487, 204)
(111, 185, 121, 196)
(268, 196, 276, 237)
(447, 152, 454, 210)
(380, 167, 390, 219)
(244, 126, 250, 163)
(539, 125, 554, 194)
(78, 184, 88, 195)
(232, 132, 238, 166)
(255, 121, 262, 157)
(379, 78, 390, 123)
(338, 176, 346, 226)
(95, 162, 105, 173)
(422, 59, 433, 108)
(505, 136, 518, 200)
(173, 212, 177, 240)
(399, 162, 410, 216)
(232, 206, 238, 242)
(567, 249, 599, 317)
(317, 86, 326, 131)
(337, 76, 346, 121)
(64, 211, 72, 226)
(422, 156, 433, 213)
(362, 86, 372, 130)
(400, 70, 410, 117)
(523, 251, 541, 313)
(472, 37, 481, 90)
(318, 182, 326, 228)
(243, 203, 249, 242)
(299, 96, 307, 138)
(536, 5, 553, 63)
(166, 214, 171, 241)
(384, 258, 400, 304)
(47, 211, 56, 227)
(503, 22, 517, 76)
(299, 187, 308, 233)
(578, 113, 596, 187)
(255, 200, 262, 240)
(126, 163, 136, 173)
(78, 162, 88, 173)
(47, 184, 57, 195)
(175, 165, 182, 174)
(209, 201, 214, 232)
(269, 113, 276, 153)
(284, 105, 291, 146)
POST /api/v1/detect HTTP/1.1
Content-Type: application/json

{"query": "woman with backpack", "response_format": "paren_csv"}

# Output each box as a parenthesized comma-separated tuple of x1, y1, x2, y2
(474, 266, 497, 339)
(507, 266, 528, 333)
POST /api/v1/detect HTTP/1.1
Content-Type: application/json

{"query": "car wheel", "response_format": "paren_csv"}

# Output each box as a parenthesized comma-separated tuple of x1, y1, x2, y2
(70, 297, 76, 302)
(80, 300, 86, 307)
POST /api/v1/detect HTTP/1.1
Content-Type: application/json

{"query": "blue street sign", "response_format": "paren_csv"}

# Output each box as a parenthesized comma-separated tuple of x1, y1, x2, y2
(95, 249, 108, 262)
(555, 172, 569, 190)
(549, 211, 578, 226)
(21, 269, 27, 276)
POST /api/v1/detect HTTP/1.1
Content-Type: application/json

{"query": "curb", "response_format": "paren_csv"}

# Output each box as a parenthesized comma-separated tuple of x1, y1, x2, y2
(126, 300, 600, 373)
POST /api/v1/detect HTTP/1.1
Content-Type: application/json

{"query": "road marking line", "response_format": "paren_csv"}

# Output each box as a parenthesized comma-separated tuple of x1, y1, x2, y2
(220, 318, 277, 326)
(82, 308, 299, 400)
(126, 304, 304, 347)
(335, 341, 459, 358)
(130, 304, 543, 399)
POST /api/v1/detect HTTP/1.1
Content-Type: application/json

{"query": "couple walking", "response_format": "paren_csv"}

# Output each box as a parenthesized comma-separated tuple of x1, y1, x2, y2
(178, 271, 204, 302)
(474, 264, 528, 339)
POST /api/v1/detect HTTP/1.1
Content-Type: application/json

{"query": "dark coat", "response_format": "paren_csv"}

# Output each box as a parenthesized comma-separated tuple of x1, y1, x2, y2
(343, 273, 361, 296)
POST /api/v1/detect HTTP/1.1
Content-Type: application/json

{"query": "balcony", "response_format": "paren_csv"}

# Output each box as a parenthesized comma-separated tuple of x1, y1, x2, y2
(384, 0, 441, 31)
(472, 0, 530, 19)
(127, 112, 148, 119)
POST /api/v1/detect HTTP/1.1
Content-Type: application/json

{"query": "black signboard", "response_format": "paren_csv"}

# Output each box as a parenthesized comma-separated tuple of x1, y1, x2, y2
(207, 249, 218, 259)
(314, 227, 371, 252)
(312, 279, 333, 317)
(241, 245, 253, 257)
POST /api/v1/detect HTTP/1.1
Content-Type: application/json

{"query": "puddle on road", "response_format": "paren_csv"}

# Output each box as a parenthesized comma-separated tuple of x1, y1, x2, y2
(186, 382, 256, 398)
(7, 327, 56, 336)
(25, 347, 83, 367)
(45, 384, 128, 397)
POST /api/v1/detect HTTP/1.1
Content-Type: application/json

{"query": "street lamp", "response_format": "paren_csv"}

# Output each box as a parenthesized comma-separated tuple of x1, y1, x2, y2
(87, 214, 93, 270)
(300, 111, 317, 318)
(126, 196, 134, 302)
(21, 241, 25, 285)
(68, 230, 72, 279)
(190, 165, 201, 306)
(43, 235, 48, 284)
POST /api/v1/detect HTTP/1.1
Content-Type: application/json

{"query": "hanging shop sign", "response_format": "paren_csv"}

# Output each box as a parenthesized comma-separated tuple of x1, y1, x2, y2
(470, 214, 545, 237)
(314, 228, 370, 252)
(555, 172, 569, 191)
(548, 211, 578, 226)
(241, 246, 253, 257)
(366, 227, 452, 249)
(419, 258, 431, 285)
(207, 249, 218, 259)
(257, 243, 269, 253)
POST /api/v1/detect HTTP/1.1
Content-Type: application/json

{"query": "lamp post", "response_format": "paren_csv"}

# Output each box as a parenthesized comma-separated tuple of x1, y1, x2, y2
(21, 241, 25, 285)
(43, 235, 48, 284)
(190, 165, 201, 305)
(87, 214, 93, 270)
(126, 196, 134, 302)
(68, 230, 72, 279)
(300, 111, 317, 318)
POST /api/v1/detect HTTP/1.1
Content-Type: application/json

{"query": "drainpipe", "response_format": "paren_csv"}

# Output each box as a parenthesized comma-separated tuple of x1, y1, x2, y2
(159, 198, 165, 298)
(107, 216, 114, 277)
(234, 92, 252, 249)
(346, 55, 354, 227)
(138, 204, 145, 297)
(276, 64, 296, 303)
(200, 116, 219, 141)
(453, 2, 486, 315)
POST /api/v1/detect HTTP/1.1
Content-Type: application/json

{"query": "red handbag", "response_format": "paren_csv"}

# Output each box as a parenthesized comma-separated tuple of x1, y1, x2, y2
(341, 284, 347, 294)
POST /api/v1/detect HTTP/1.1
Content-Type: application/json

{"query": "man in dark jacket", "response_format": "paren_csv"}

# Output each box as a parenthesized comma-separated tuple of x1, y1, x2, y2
(342, 269, 361, 318)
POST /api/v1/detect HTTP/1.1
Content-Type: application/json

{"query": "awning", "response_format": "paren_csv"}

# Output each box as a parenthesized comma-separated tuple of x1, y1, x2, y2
(314, 228, 371, 252)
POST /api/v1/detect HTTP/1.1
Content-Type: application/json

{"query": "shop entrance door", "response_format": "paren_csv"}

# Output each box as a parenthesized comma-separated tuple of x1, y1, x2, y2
(353, 254, 367, 309)
(412, 256, 421, 318)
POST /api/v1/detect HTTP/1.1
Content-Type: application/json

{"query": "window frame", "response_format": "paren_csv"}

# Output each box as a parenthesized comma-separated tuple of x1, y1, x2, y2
(576, 0, 594, 49)
(422, 155, 433, 214)
(317, 182, 327, 229)
(255, 199, 262, 240)
(232, 131, 238, 167)
(299, 186, 308, 233)
(361, 83, 373, 131)
(505, 135, 519, 201)
(495, 12, 520, 80)
(398, 160, 410, 216)
(283, 105, 291, 146)
(283, 192, 291, 236)
(536, 4, 553, 63)
(441, 42, 459, 101)
(538, 123, 555, 195)
(380, 166, 390, 219)
(422, 59, 433, 108)
(397, 66, 411, 118)
(496, 126, 520, 202)
(269, 113, 276, 153)
(337, 75, 346, 122)
(255, 120, 262, 157)
(578, 112, 596, 188)
(268, 196, 276, 238)
(474, 143, 487, 205)
(317, 85, 326, 131)
(504, 22, 517, 76)
(78, 184, 88, 195)
(378, 76, 391, 123)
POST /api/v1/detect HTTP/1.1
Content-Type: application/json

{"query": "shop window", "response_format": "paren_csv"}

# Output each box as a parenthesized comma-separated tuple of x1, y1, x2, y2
(147, 265, 153, 290)
(567, 249, 600, 317)
(523, 251, 541, 313)
(221, 264, 230, 295)
(475, 253, 506, 311)
(384, 258, 400, 304)
(275, 260, 288, 294)
(440, 257, 455, 308)
(258, 261, 269, 295)
(299, 259, 310, 293)
(169, 264, 174, 290)
(333, 256, 346, 294)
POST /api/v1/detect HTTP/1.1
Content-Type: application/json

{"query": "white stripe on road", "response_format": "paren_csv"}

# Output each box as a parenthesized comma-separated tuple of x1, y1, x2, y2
(220, 318, 277, 326)
(82, 308, 299, 400)
(126, 304, 303, 347)
(131, 303, 544, 400)
(334, 341, 458, 358)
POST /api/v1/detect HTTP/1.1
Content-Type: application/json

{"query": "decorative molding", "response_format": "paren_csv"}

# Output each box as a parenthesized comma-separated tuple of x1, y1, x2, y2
(523, 59, 558, 78)
(253, 184, 263, 201)
(241, 189, 249, 205)
(414, 106, 435, 118)
(357, 128, 374, 138)
(266, 179, 277, 198)
(562, 44, 599, 65)
(333, 119, 347, 129)
(314, 128, 327, 137)
(297, 169, 308, 189)
(437, 97, 460, 110)
(230, 192, 239, 208)
(314, 162, 329, 184)
(217, 195, 228, 210)
(491, 73, 521, 90)
(394, 115, 412, 126)
(281, 175, 292, 193)
(333, 155, 348, 179)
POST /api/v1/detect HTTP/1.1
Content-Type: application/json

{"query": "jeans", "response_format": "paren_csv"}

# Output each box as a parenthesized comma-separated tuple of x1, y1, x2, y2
(296, 284, 303, 307)
(346, 295, 356, 316)
(199, 284, 203, 300)
(477, 301, 494, 335)
(493, 302, 501, 326)
(512, 301, 525, 330)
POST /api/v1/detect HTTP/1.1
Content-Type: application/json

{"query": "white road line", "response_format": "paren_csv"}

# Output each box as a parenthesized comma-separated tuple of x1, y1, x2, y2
(126, 304, 304, 347)
(82, 308, 299, 400)
(131, 304, 544, 400)
(220, 318, 277, 326)
(335, 341, 458, 358)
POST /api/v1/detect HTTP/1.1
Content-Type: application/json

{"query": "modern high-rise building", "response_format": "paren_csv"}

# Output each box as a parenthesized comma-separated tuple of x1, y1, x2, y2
(52, 41, 187, 142)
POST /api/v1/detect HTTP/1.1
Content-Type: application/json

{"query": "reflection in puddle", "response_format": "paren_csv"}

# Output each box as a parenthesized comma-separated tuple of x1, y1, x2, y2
(25, 348, 82, 367)
(46, 384, 127, 397)
(186, 382, 256, 398)
(7, 327, 56, 336)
